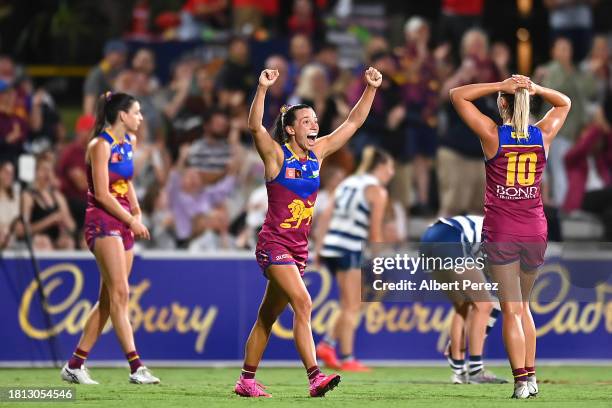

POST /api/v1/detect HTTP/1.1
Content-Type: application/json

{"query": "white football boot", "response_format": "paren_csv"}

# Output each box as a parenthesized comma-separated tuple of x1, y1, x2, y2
(527, 375, 539, 397)
(511, 381, 530, 399)
(61, 363, 99, 385)
(129, 366, 160, 384)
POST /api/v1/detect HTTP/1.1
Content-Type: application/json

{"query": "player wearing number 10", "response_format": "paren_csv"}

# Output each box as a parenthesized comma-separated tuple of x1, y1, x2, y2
(449, 75, 570, 399)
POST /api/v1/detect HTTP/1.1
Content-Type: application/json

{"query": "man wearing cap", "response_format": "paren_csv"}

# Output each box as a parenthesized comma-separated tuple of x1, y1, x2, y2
(83, 39, 128, 115)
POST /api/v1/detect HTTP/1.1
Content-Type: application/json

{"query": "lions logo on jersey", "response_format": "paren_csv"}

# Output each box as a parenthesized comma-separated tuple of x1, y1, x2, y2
(280, 199, 314, 229)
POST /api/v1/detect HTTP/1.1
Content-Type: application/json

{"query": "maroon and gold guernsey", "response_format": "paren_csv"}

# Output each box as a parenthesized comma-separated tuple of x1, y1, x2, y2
(255, 143, 320, 276)
(484, 125, 547, 237)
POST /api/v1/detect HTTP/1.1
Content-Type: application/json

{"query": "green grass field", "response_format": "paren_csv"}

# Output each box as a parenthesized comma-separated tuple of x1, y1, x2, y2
(0, 366, 610, 407)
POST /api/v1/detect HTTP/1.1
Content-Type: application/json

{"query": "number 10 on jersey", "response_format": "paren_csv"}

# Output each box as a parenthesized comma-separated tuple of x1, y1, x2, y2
(505, 152, 537, 186)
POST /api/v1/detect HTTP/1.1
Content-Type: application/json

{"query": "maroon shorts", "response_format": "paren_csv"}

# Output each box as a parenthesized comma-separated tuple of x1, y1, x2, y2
(84, 207, 134, 252)
(255, 242, 307, 278)
(483, 230, 547, 271)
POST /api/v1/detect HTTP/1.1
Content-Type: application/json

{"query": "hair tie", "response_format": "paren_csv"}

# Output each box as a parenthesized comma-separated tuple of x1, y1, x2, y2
(105, 91, 113, 102)
(280, 104, 291, 127)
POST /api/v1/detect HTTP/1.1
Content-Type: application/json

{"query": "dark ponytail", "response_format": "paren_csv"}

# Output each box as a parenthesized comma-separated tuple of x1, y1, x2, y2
(92, 91, 137, 138)
(270, 103, 311, 144)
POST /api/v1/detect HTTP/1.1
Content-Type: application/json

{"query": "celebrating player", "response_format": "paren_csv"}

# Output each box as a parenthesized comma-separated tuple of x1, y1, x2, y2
(315, 146, 394, 372)
(61, 92, 160, 385)
(421, 215, 506, 384)
(234, 67, 382, 397)
(449, 76, 570, 398)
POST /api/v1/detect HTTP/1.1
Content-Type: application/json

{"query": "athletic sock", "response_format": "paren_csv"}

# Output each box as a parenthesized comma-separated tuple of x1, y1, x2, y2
(307, 365, 321, 381)
(468, 355, 483, 376)
(340, 353, 354, 363)
(241, 364, 257, 380)
(322, 335, 337, 348)
(449, 358, 466, 376)
(68, 348, 89, 369)
(513, 367, 528, 383)
(525, 366, 535, 377)
(126, 351, 143, 374)
(486, 300, 501, 336)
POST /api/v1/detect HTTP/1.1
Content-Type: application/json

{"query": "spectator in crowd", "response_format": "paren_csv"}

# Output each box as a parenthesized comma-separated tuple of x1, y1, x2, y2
(0, 160, 20, 248)
(580, 35, 611, 105)
(491, 41, 512, 81)
(287, 0, 319, 40)
(141, 183, 176, 249)
(132, 47, 160, 94)
(182, 64, 219, 129)
(134, 70, 164, 143)
(0, 79, 28, 163)
(166, 145, 236, 248)
(348, 51, 403, 158)
(396, 16, 440, 215)
(29, 85, 64, 154)
(315, 43, 353, 98)
(216, 37, 255, 103)
(438, 0, 485, 65)
(290, 63, 347, 137)
(286, 33, 313, 95)
(563, 122, 612, 241)
(187, 108, 237, 183)
(235, 182, 267, 249)
(537, 37, 596, 206)
(262, 55, 290, 129)
(437, 28, 500, 216)
(56, 114, 94, 243)
(21, 154, 76, 250)
(544, 0, 597, 63)
(155, 58, 197, 156)
(83, 40, 128, 115)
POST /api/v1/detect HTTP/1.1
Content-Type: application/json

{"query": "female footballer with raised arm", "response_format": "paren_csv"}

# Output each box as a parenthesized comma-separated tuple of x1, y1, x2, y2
(235, 67, 382, 398)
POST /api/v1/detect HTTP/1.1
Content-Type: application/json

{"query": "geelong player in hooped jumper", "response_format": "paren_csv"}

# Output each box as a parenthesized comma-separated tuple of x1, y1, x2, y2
(315, 147, 394, 372)
(234, 67, 382, 398)
(450, 75, 570, 398)
(61, 92, 160, 385)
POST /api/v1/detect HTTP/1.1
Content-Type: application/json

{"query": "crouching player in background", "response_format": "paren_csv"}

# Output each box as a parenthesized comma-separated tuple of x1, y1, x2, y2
(314, 147, 394, 372)
(421, 215, 507, 384)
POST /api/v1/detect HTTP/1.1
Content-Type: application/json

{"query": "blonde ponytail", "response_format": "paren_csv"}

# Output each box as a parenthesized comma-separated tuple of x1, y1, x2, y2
(356, 146, 375, 174)
(512, 88, 530, 141)
(356, 145, 392, 175)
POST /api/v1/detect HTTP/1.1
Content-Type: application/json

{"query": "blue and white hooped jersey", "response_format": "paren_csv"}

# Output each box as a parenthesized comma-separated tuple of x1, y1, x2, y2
(437, 215, 484, 256)
(320, 174, 379, 256)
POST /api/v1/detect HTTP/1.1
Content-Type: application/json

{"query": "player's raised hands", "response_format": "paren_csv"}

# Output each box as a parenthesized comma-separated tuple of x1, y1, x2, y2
(499, 75, 531, 94)
(364, 67, 382, 88)
(259, 69, 279, 88)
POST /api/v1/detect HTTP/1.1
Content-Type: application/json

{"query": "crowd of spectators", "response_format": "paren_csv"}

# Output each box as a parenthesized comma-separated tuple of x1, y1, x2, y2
(2, 0, 612, 251)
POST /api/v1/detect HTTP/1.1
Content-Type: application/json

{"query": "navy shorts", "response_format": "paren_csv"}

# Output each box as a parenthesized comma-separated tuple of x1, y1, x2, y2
(322, 250, 362, 275)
